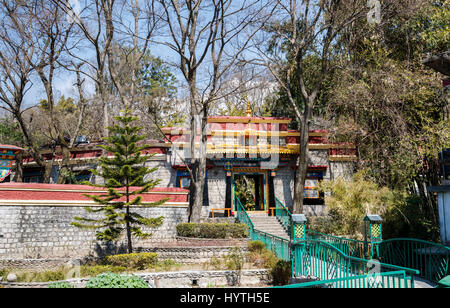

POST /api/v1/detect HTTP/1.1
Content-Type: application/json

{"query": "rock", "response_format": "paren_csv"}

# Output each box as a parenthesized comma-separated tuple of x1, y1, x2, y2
(6, 273, 17, 282)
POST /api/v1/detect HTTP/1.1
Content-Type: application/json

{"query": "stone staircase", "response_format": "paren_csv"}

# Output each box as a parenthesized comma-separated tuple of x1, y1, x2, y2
(248, 213, 290, 240)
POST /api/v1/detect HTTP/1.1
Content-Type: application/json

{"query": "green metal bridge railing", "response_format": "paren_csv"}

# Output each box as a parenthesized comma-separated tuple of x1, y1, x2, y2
(305, 229, 367, 259)
(375, 238, 450, 284)
(234, 196, 446, 288)
(291, 239, 419, 288)
(274, 270, 414, 289)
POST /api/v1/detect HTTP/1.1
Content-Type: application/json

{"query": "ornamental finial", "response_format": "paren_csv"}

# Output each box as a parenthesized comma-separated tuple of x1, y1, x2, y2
(246, 97, 252, 117)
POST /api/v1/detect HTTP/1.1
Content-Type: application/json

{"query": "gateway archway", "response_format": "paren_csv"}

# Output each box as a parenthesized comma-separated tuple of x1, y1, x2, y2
(233, 170, 267, 213)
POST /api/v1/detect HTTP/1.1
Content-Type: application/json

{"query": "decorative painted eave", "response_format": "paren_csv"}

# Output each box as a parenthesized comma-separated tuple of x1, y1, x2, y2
(207, 115, 292, 124)
(328, 155, 358, 162)
(0, 144, 24, 152)
(20, 142, 167, 165)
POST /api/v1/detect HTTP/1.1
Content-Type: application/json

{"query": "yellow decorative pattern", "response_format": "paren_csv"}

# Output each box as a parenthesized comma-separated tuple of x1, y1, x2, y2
(372, 224, 381, 238)
(295, 225, 305, 238)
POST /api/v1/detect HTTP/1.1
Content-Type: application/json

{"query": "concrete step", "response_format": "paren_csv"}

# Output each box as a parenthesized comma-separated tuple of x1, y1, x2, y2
(252, 224, 287, 230)
(247, 214, 290, 239)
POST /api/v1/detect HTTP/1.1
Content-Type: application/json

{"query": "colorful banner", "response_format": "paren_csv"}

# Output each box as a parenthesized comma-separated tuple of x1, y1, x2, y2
(0, 169, 11, 182)
(0, 145, 24, 182)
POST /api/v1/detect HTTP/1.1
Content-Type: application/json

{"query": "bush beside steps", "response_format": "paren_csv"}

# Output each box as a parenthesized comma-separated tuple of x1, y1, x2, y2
(176, 223, 248, 239)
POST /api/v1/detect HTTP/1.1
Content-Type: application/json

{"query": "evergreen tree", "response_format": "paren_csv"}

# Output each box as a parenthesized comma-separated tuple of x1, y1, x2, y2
(72, 109, 165, 253)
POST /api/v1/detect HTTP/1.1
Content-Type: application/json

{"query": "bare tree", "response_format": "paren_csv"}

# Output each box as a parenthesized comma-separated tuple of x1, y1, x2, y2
(24, 1, 78, 184)
(52, 0, 115, 142)
(0, 1, 53, 182)
(159, 0, 274, 222)
(103, 0, 161, 111)
(253, 0, 366, 213)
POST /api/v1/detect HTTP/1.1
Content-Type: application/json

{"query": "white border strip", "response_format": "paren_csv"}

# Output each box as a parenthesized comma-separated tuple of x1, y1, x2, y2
(0, 200, 189, 207)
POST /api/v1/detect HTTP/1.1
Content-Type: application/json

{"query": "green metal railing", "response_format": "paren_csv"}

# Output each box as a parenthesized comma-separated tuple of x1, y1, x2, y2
(305, 230, 367, 259)
(309, 230, 450, 284)
(375, 238, 450, 283)
(275, 198, 293, 239)
(252, 229, 291, 261)
(274, 270, 414, 288)
(235, 196, 255, 239)
(235, 195, 439, 289)
(291, 239, 419, 287)
(235, 196, 290, 260)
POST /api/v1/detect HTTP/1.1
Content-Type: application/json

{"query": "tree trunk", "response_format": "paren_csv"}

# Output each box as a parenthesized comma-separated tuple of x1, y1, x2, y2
(126, 179, 133, 253)
(126, 205, 133, 254)
(13, 152, 23, 182)
(57, 141, 71, 184)
(188, 117, 207, 223)
(42, 162, 53, 184)
(292, 99, 313, 214)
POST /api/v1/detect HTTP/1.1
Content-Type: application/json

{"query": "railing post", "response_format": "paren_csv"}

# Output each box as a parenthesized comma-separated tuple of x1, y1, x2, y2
(290, 214, 307, 278)
(292, 214, 307, 243)
(363, 214, 383, 259)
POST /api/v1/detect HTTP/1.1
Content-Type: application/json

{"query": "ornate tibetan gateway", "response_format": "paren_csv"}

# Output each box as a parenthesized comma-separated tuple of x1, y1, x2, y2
(0, 145, 24, 182)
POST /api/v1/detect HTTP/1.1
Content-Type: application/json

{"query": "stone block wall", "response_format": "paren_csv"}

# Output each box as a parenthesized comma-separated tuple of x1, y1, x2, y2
(273, 166, 294, 209)
(0, 269, 270, 288)
(329, 161, 354, 181)
(204, 168, 227, 216)
(144, 157, 178, 187)
(0, 204, 188, 259)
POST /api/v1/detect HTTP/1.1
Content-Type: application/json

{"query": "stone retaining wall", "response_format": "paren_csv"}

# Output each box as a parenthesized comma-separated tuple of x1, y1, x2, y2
(0, 243, 250, 270)
(0, 269, 270, 288)
(0, 204, 189, 259)
(140, 246, 248, 264)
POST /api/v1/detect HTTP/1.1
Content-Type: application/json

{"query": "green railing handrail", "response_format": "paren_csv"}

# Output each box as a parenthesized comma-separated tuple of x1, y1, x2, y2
(294, 239, 420, 275)
(235, 196, 290, 261)
(275, 197, 293, 238)
(305, 229, 367, 259)
(378, 238, 450, 251)
(235, 196, 254, 232)
(274, 270, 413, 288)
(291, 239, 419, 282)
(254, 228, 290, 243)
(305, 229, 365, 245)
(252, 228, 291, 261)
(275, 197, 292, 215)
(375, 238, 450, 283)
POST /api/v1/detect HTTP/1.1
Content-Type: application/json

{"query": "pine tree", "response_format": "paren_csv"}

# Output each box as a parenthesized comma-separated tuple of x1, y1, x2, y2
(72, 109, 165, 253)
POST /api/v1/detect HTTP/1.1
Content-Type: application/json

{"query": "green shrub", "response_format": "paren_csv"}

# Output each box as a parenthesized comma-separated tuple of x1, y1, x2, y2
(16, 269, 66, 283)
(0, 268, 66, 283)
(203, 256, 223, 270)
(383, 192, 441, 242)
(0, 269, 9, 280)
(48, 281, 74, 288)
(248, 240, 266, 254)
(176, 223, 198, 237)
(104, 253, 158, 270)
(80, 265, 127, 277)
(224, 247, 245, 271)
(270, 260, 291, 286)
(318, 171, 393, 237)
(224, 247, 245, 286)
(247, 241, 278, 269)
(176, 223, 248, 238)
(154, 259, 179, 271)
(85, 272, 149, 288)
